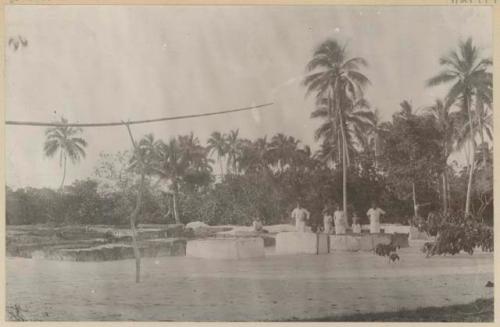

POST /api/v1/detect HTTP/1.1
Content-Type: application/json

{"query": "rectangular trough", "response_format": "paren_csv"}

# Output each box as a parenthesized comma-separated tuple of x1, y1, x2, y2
(275, 232, 329, 255)
(330, 233, 393, 252)
(186, 237, 265, 260)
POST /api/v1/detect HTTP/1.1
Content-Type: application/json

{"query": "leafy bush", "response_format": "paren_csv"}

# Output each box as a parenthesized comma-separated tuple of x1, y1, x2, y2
(417, 212, 493, 256)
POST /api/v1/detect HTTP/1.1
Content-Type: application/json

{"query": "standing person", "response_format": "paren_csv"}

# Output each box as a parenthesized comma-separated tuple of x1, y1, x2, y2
(291, 201, 310, 232)
(334, 204, 346, 234)
(252, 217, 263, 232)
(351, 211, 362, 234)
(367, 201, 386, 234)
(322, 206, 334, 234)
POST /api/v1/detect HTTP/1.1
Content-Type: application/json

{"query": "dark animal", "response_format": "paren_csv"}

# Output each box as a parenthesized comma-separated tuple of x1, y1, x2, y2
(389, 252, 400, 263)
(375, 243, 400, 263)
(421, 242, 436, 257)
(375, 243, 396, 257)
(485, 281, 494, 288)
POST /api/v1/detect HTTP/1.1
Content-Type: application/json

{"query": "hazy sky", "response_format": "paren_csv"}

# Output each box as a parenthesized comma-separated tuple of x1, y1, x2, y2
(5, 5, 492, 189)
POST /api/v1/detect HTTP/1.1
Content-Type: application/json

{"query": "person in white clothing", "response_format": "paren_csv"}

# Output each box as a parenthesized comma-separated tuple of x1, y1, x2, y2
(334, 204, 346, 234)
(351, 211, 362, 234)
(367, 201, 385, 234)
(322, 206, 334, 234)
(252, 217, 263, 232)
(291, 201, 310, 232)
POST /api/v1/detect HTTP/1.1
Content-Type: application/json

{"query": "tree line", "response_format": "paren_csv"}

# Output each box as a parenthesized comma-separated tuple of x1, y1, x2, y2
(6, 37, 492, 228)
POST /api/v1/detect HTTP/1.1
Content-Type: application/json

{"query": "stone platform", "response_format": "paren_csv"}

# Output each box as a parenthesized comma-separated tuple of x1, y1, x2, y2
(330, 233, 393, 252)
(275, 232, 329, 255)
(186, 237, 264, 260)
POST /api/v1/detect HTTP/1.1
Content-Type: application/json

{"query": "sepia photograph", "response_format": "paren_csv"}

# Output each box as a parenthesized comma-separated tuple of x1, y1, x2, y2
(4, 4, 494, 322)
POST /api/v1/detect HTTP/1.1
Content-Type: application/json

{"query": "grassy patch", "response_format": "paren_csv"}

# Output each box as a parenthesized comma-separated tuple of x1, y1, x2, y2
(284, 298, 493, 322)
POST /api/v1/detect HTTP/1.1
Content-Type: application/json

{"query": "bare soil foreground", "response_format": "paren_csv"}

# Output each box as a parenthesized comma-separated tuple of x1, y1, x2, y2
(6, 246, 493, 321)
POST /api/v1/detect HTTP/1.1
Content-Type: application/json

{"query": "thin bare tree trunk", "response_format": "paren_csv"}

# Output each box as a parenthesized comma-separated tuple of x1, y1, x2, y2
(125, 124, 144, 283)
(442, 172, 448, 215)
(337, 98, 348, 220)
(480, 123, 487, 165)
(172, 182, 180, 224)
(341, 130, 348, 219)
(219, 156, 224, 178)
(412, 182, 418, 218)
(465, 94, 475, 216)
(59, 154, 67, 190)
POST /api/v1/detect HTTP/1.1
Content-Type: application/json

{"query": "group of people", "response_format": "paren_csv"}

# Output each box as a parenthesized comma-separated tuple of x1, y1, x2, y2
(291, 201, 386, 234)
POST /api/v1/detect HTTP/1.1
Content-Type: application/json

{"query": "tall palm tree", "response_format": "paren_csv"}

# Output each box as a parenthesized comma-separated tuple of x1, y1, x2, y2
(43, 117, 87, 190)
(427, 37, 492, 215)
(268, 133, 300, 173)
(237, 136, 270, 174)
(424, 99, 455, 214)
(207, 131, 228, 178)
(365, 108, 390, 170)
(393, 100, 420, 217)
(312, 97, 374, 166)
(304, 39, 370, 218)
(151, 134, 211, 224)
(455, 99, 493, 165)
(153, 138, 186, 224)
(314, 140, 339, 168)
(226, 129, 241, 174)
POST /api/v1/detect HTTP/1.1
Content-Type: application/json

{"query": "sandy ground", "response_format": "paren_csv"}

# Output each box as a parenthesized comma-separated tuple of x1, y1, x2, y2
(6, 245, 493, 321)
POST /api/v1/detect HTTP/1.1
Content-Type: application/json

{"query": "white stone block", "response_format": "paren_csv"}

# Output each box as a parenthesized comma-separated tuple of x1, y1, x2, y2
(381, 224, 411, 234)
(186, 237, 264, 260)
(329, 235, 360, 252)
(359, 235, 374, 251)
(409, 226, 431, 240)
(317, 233, 330, 254)
(276, 232, 327, 255)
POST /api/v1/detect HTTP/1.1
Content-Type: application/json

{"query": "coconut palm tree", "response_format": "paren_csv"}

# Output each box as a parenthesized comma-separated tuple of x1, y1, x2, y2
(312, 97, 374, 167)
(153, 138, 185, 224)
(207, 131, 228, 178)
(237, 136, 271, 174)
(424, 99, 456, 214)
(303, 38, 371, 219)
(43, 117, 87, 190)
(365, 108, 390, 170)
(150, 134, 211, 224)
(226, 129, 241, 174)
(268, 133, 300, 173)
(314, 140, 339, 168)
(455, 98, 493, 165)
(427, 37, 492, 215)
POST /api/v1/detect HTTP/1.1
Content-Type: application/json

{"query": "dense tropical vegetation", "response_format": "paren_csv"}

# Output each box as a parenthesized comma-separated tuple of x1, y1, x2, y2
(7, 38, 493, 236)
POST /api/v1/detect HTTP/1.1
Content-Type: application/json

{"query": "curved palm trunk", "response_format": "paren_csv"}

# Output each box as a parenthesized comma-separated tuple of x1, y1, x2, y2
(479, 124, 487, 165)
(218, 156, 224, 178)
(442, 145, 449, 215)
(342, 139, 347, 219)
(130, 170, 145, 283)
(125, 124, 143, 283)
(172, 180, 180, 224)
(442, 172, 448, 215)
(412, 182, 418, 217)
(464, 94, 475, 216)
(59, 154, 67, 190)
(335, 88, 349, 219)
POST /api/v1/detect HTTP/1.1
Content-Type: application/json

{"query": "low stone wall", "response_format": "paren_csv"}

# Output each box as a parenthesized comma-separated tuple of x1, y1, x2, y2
(330, 234, 393, 252)
(216, 230, 276, 247)
(391, 233, 410, 248)
(186, 237, 265, 260)
(30, 238, 187, 261)
(409, 226, 431, 240)
(275, 232, 329, 255)
(382, 224, 411, 234)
